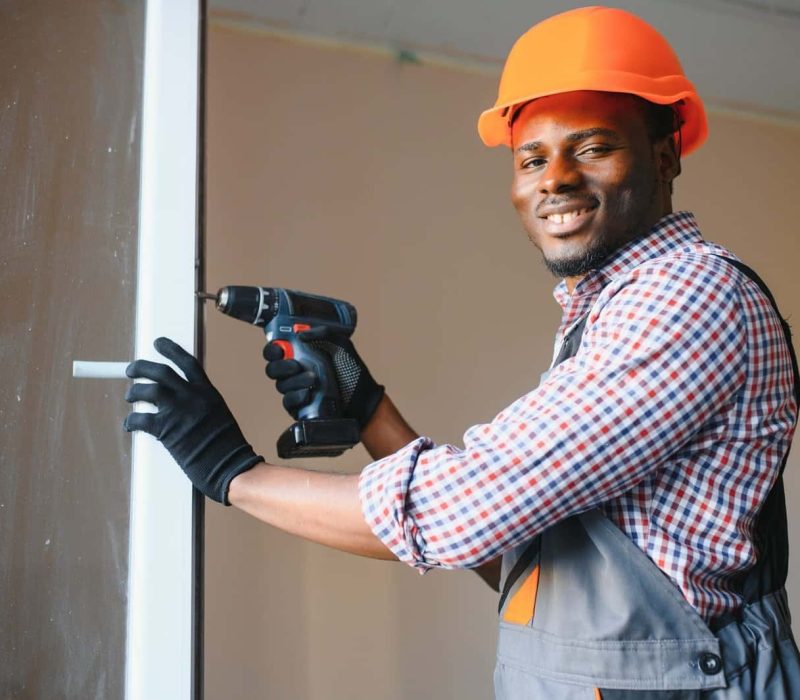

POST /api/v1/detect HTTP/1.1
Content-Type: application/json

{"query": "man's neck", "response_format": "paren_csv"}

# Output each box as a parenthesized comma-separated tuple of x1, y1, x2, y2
(564, 274, 585, 295)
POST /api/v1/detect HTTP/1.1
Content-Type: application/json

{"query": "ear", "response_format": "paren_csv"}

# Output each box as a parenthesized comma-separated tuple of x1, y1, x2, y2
(653, 135, 681, 187)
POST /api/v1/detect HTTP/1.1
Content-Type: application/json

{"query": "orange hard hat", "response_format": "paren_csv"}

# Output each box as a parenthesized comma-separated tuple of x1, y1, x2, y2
(478, 6, 708, 155)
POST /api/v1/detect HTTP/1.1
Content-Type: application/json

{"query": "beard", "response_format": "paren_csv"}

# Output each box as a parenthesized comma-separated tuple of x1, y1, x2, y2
(541, 236, 622, 278)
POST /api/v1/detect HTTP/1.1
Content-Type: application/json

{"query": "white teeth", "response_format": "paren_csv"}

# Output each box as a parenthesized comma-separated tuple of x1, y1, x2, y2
(546, 208, 590, 224)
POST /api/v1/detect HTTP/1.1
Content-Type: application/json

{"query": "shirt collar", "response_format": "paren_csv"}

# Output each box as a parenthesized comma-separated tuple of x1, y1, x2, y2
(552, 211, 703, 309)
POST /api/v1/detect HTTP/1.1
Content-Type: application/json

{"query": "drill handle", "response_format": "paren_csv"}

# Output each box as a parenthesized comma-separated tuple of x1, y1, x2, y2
(273, 331, 343, 421)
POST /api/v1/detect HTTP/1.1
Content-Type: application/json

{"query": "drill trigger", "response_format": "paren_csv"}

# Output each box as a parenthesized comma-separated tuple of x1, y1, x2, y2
(273, 340, 294, 360)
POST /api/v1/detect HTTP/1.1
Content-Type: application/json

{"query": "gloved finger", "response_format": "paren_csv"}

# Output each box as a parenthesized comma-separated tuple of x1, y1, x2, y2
(126, 359, 184, 389)
(263, 342, 286, 361)
(154, 337, 206, 384)
(276, 370, 316, 395)
(124, 382, 162, 405)
(297, 326, 333, 342)
(123, 411, 160, 435)
(265, 358, 304, 380)
(283, 388, 312, 414)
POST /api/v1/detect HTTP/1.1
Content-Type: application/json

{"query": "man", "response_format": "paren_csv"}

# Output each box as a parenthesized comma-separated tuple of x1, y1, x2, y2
(123, 7, 799, 698)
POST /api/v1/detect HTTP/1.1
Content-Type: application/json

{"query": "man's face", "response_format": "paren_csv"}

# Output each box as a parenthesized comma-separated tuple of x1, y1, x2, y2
(510, 91, 672, 284)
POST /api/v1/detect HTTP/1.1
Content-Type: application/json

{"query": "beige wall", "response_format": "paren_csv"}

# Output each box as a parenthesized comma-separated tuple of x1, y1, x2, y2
(204, 23, 800, 700)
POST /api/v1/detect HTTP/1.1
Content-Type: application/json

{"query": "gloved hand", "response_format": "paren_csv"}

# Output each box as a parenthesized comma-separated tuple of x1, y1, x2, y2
(123, 337, 263, 505)
(263, 326, 385, 429)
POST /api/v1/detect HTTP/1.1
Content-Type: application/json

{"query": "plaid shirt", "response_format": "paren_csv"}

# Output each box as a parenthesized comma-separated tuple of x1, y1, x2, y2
(358, 211, 797, 619)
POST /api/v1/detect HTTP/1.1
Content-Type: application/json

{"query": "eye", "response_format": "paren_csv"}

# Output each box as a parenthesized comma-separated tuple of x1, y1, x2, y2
(577, 144, 613, 157)
(521, 156, 547, 169)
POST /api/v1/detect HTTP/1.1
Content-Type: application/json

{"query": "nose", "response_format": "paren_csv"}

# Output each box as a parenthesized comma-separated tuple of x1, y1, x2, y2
(539, 153, 582, 195)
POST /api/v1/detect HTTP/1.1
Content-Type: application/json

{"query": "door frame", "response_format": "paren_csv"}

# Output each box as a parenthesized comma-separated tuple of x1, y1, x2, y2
(126, 1, 204, 697)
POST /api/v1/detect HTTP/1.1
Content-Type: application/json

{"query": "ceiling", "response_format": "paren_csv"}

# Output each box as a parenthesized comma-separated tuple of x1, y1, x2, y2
(209, 0, 800, 120)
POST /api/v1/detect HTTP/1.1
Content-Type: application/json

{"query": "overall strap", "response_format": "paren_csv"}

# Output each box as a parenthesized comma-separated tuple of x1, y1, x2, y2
(714, 256, 799, 602)
(719, 258, 799, 410)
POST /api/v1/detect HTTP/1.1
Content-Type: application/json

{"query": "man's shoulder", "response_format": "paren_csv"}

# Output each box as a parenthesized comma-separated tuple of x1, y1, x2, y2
(591, 243, 749, 326)
(617, 241, 746, 290)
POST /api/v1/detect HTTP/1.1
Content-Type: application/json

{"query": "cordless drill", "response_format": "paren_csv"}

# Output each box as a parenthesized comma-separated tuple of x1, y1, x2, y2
(199, 286, 360, 459)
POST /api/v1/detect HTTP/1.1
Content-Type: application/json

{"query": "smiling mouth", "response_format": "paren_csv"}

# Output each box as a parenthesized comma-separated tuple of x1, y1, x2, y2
(543, 206, 597, 225)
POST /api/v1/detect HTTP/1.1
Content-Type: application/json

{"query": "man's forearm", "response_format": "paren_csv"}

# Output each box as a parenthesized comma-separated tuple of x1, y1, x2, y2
(226, 393, 414, 560)
(229, 393, 503, 588)
(228, 461, 397, 561)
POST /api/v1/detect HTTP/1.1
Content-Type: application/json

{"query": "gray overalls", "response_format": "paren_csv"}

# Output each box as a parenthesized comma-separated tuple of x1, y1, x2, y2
(495, 258, 800, 699)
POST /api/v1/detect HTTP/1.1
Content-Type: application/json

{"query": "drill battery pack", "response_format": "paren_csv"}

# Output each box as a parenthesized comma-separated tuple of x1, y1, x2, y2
(277, 418, 361, 459)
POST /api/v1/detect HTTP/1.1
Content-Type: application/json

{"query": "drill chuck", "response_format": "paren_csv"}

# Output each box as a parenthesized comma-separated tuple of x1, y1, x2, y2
(215, 286, 278, 327)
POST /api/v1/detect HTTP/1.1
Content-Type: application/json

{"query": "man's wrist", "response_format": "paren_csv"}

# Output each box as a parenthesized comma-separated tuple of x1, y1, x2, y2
(226, 459, 269, 508)
(204, 442, 263, 505)
(354, 382, 385, 428)
(360, 394, 419, 460)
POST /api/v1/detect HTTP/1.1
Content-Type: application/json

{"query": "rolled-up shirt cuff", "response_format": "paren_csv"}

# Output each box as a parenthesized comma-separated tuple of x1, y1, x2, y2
(358, 436, 435, 572)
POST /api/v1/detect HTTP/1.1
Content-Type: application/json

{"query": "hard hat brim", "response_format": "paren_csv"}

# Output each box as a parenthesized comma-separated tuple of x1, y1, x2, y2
(478, 81, 708, 156)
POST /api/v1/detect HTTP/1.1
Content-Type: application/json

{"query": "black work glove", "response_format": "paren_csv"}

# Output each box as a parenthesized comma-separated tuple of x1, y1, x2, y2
(263, 326, 385, 429)
(123, 337, 263, 505)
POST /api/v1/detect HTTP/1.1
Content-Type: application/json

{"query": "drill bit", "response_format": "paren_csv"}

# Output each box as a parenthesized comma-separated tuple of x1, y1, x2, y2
(196, 291, 218, 303)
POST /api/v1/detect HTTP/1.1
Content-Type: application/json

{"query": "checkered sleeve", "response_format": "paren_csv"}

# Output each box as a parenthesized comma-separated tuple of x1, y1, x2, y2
(359, 256, 749, 571)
